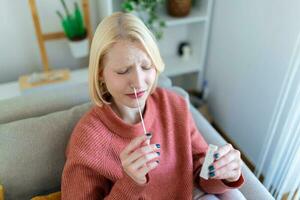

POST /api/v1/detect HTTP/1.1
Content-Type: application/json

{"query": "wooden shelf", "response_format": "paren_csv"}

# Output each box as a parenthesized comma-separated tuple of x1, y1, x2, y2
(18, 69, 70, 90)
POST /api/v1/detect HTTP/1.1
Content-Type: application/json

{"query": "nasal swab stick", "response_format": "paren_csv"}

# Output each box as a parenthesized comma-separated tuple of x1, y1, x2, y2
(133, 88, 148, 137)
(200, 144, 218, 179)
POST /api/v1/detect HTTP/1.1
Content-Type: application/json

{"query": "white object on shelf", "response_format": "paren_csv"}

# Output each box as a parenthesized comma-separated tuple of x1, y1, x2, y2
(27, 71, 65, 83)
(27, 72, 45, 83)
(68, 38, 89, 58)
(97, 0, 214, 90)
(182, 45, 192, 61)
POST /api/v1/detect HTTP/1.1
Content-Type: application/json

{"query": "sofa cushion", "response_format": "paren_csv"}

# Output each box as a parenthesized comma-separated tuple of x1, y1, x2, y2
(0, 83, 90, 124)
(0, 102, 92, 200)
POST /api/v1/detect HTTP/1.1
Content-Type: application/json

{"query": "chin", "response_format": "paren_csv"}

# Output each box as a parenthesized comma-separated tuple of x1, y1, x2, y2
(130, 99, 146, 108)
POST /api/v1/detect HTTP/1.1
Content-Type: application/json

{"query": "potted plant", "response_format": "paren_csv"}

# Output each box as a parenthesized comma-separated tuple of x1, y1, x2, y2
(167, 0, 192, 17)
(122, 0, 166, 40)
(56, 0, 88, 58)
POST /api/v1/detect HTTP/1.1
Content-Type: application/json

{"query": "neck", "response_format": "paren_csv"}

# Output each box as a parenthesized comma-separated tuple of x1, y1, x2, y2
(111, 101, 145, 125)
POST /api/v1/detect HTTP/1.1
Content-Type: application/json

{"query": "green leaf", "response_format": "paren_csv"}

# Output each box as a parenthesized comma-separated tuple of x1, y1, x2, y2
(159, 21, 166, 27)
(122, 2, 134, 12)
(121, 0, 166, 40)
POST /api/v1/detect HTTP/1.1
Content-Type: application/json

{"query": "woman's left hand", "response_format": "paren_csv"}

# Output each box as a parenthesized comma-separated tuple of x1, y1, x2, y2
(208, 143, 242, 182)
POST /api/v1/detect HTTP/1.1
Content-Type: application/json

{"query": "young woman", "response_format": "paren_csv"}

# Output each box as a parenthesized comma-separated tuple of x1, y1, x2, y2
(61, 12, 245, 200)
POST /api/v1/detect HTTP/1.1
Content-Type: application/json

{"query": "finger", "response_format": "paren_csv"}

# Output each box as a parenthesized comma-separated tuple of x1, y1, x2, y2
(121, 134, 150, 158)
(212, 149, 238, 170)
(137, 160, 159, 176)
(216, 169, 241, 182)
(198, 156, 205, 165)
(141, 137, 151, 146)
(141, 132, 153, 146)
(213, 143, 233, 161)
(123, 144, 160, 166)
(131, 152, 160, 170)
(212, 161, 240, 179)
(144, 139, 150, 146)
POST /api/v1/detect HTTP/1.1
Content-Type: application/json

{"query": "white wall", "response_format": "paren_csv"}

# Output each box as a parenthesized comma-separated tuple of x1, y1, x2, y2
(205, 0, 300, 172)
(0, 0, 100, 83)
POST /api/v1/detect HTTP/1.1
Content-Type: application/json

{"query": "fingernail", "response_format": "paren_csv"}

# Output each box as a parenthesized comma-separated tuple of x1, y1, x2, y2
(208, 165, 215, 171)
(156, 152, 160, 156)
(156, 160, 159, 163)
(156, 144, 161, 148)
(146, 132, 152, 138)
(209, 171, 215, 177)
(214, 153, 219, 160)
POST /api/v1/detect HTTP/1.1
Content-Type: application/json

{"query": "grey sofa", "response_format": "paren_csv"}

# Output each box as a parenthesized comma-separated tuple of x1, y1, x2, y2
(0, 75, 274, 200)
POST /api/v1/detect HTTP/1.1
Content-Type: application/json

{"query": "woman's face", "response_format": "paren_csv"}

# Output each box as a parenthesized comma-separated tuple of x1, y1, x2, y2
(102, 40, 157, 108)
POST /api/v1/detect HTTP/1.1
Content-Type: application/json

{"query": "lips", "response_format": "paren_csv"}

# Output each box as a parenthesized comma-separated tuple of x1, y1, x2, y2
(126, 91, 146, 99)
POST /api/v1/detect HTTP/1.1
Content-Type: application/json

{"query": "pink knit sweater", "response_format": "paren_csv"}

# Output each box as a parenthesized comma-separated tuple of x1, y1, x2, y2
(61, 87, 244, 199)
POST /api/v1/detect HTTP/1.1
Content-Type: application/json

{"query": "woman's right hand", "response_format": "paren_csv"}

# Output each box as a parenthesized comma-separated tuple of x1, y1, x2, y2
(120, 133, 160, 185)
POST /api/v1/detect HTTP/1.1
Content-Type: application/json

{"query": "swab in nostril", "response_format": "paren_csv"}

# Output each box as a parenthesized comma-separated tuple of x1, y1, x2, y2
(133, 87, 149, 144)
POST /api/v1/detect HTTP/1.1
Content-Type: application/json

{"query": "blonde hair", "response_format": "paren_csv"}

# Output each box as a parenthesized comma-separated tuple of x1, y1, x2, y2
(88, 12, 165, 107)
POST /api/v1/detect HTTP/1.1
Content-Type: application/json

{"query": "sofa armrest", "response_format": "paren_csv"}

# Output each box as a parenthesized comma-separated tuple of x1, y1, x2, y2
(189, 106, 226, 146)
(165, 86, 190, 107)
(240, 164, 274, 200)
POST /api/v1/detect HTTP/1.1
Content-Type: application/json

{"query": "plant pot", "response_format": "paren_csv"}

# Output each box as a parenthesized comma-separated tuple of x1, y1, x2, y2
(68, 38, 89, 58)
(167, 0, 192, 17)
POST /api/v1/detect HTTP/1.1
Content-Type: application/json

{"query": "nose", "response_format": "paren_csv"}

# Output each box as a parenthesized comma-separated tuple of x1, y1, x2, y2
(130, 67, 145, 90)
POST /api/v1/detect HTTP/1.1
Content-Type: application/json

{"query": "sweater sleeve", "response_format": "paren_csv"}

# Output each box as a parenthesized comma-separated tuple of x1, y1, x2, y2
(61, 159, 147, 200)
(188, 110, 245, 194)
(61, 159, 110, 199)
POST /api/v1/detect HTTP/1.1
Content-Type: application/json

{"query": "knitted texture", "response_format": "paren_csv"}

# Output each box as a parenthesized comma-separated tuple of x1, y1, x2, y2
(61, 88, 244, 199)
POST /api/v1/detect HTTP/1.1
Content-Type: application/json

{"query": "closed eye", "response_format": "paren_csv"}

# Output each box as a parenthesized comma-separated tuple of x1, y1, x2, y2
(116, 65, 152, 74)
(116, 68, 129, 75)
(142, 66, 152, 70)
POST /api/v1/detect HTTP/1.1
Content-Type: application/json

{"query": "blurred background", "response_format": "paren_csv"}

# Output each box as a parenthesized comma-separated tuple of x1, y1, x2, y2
(0, 0, 299, 199)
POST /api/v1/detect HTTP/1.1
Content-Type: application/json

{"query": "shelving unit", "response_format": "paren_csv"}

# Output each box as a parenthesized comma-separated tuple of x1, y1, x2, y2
(0, 0, 215, 100)
(97, 0, 214, 90)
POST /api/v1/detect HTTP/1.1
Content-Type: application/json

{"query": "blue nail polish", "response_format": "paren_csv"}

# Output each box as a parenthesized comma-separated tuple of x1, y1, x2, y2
(156, 152, 160, 156)
(208, 165, 215, 171)
(214, 153, 219, 159)
(209, 171, 215, 177)
(156, 144, 161, 148)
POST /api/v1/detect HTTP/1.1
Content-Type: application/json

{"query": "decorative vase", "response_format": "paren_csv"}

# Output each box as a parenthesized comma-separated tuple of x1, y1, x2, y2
(68, 37, 89, 58)
(167, 0, 192, 17)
